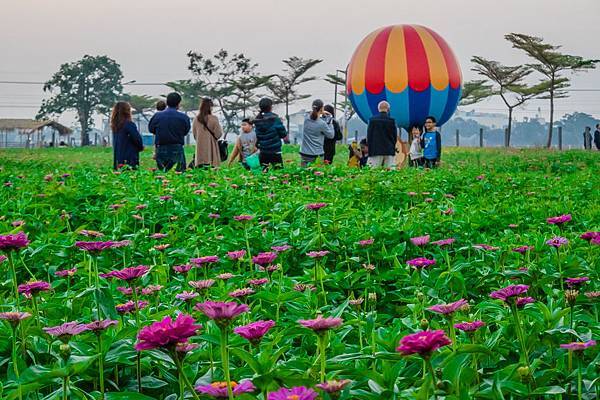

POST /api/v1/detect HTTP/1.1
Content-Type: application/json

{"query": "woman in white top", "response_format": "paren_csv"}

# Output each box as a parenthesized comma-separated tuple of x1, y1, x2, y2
(408, 125, 424, 167)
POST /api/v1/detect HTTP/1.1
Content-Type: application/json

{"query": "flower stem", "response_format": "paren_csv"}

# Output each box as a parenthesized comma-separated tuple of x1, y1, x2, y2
(31, 295, 40, 328)
(219, 328, 234, 400)
(8, 253, 20, 306)
(97, 334, 105, 399)
(174, 355, 201, 400)
(424, 357, 438, 400)
(11, 327, 22, 400)
(131, 284, 142, 392)
(577, 356, 582, 400)
(317, 333, 328, 382)
(62, 376, 69, 400)
(556, 249, 563, 292)
(448, 315, 456, 351)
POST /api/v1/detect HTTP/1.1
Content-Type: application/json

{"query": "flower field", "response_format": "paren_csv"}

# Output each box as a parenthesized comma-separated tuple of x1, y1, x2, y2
(0, 147, 599, 400)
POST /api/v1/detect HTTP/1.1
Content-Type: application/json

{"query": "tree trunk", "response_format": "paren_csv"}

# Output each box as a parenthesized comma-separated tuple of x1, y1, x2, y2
(506, 107, 513, 147)
(285, 94, 290, 134)
(80, 112, 90, 146)
(546, 89, 554, 148)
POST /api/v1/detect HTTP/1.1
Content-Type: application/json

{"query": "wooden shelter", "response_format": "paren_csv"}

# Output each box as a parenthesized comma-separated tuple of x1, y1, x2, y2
(0, 119, 73, 148)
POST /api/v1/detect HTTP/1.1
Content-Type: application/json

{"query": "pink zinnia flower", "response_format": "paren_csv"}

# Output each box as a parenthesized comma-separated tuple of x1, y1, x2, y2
(428, 299, 468, 315)
(431, 238, 455, 247)
(196, 380, 256, 398)
(410, 235, 430, 247)
(208, 213, 221, 219)
(86, 319, 118, 333)
(189, 280, 215, 291)
(0, 232, 30, 250)
(565, 277, 589, 288)
(116, 300, 148, 314)
(195, 301, 249, 325)
(580, 232, 600, 242)
(248, 278, 269, 286)
(112, 240, 132, 249)
(117, 286, 133, 296)
(18, 281, 51, 296)
(149, 233, 168, 239)
(547, 214, 572, 225)
(233, 215, 254, 222)
(252, 252, 278, 266)
(75, 241, 115, 252)
(176, 291, 199, 301)
(560, 340, 596, 351)
(442, 208, 455, 215)
(0, 312, 32, 327)
(306, 250, 330, 258)
(173, 264, 193, 274)
(305, 202, 327, 211)
(294, 283, 316, 292)
(142, 285, 163, 296)
(592, 236, 600, 246)
(473, 244, 500, 251)
(135, 314, 202, 351)
(512, 245, 534, 254)
(316, 380, 352, 394)
(267, 386, 318, 400)
(227, 250, 246, 260)
(108, 265, 150, 282)
(191, 256, 220, 266)
(396, 330, 451, 356)
(407, 257, 436, 269)
(298, 316, 343, 333)
(271, 244, 292, 252)
(0, 255, 7, 263)
(516, 297, 535, 308)
(234, 320, 275, 345)
(216, 273, 234, 281)
(454, 320, 485, 332)
(176, 342, 199, 353)
(44, 321, 89, 342)
(229, 288, 255, 299)
(357, 239, 374, 247)
(12, 220, 25, 227)
(490, 284, 529, 302)
(546, 236, 568, 248)
(585, 291, 600, 299)
(55, 267, 77, 277)
(159, 195, 172, 201)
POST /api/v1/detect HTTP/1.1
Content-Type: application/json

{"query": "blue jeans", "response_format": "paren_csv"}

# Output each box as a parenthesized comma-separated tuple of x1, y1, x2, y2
(156, 144, 186, 172)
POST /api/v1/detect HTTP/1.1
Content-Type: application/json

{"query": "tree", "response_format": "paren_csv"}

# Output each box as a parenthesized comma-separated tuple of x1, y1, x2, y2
(267, 57, 323, 133)
(505, 33, 599, 148)
(165, 80, 206, 114)
(120, 94, 159, 122)
(186, 49, 267, 133)
(471, 56, 546, 147)
(37, 55, 123, 146)
(459, 80, 493, 106)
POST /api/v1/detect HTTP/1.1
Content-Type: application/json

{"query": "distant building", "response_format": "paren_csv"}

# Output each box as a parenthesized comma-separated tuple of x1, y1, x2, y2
(454, 110, 507, 129)
(0, 119, 73, 148)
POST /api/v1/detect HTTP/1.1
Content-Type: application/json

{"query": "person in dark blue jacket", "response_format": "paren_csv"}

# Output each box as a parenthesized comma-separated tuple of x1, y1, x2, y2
(253, 97, 288, 170)
(111, 101, 144, 170)
(148, 92, 191, 172)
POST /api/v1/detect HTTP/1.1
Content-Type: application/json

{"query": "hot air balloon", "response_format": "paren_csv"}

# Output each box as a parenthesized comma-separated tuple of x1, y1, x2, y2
(347, 25, 462, 131)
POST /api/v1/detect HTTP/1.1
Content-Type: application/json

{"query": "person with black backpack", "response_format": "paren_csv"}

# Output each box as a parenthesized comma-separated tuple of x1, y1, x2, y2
(193, 97, 225, 168)
(323, 104, 343, 164)
(253, 98, 288, 170)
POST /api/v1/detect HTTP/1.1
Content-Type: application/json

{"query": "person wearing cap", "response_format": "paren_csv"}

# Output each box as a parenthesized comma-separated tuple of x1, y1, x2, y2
(323, 104, 343, 164)
(229, 118, 258, 169)
(253, 97, 288, 170)
(366, 100, 398, 168)
(299, 99, 335, 167)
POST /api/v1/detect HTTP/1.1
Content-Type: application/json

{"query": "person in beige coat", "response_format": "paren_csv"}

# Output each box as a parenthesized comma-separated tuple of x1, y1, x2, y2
(193, 98, 223, 167)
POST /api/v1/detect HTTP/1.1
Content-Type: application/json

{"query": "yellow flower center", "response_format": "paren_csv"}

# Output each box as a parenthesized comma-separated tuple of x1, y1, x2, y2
(287, 396, 300, 400)
(210, 381, 238, 389)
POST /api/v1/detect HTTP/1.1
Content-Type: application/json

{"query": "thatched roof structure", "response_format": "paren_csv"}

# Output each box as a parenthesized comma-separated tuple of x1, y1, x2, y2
(0, 119, 72, 135)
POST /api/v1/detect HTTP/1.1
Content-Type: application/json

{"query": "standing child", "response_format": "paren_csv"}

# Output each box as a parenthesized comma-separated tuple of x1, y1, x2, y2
(421, 116, 441, 168)
(408, 125, 424, 167)
(229, 118, 258, 169)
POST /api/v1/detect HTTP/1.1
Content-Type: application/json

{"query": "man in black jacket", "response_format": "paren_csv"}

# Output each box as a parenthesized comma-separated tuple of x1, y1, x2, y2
(366, 101, 398, 168)
(253, 98, 288, 170)
(594, 124, 600, 150)
(323, 104, 343, 164)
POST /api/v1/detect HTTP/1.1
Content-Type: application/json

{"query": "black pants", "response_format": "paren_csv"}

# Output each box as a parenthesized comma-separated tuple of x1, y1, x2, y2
(156, 144, 186, 172)
(259, 152, 283, 170)
(424, 158, 438, 168)
(410, 158, 424, 167)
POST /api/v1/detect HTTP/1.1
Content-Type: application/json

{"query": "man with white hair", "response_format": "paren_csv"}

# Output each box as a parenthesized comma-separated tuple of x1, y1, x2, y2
(366, 101, 398, 168)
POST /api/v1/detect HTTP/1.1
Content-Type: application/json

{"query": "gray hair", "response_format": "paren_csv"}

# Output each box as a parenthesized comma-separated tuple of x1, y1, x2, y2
(378, 101, 390, 112)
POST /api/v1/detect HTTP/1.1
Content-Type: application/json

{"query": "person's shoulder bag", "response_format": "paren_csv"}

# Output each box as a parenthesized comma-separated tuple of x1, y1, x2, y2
(202, 118, 228, 162)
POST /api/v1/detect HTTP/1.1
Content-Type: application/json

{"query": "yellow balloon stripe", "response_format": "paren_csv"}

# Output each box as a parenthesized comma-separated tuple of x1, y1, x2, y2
(413, 25, 449, 91)
(384, 25, 408, 94)
(350, 27, 385, 95)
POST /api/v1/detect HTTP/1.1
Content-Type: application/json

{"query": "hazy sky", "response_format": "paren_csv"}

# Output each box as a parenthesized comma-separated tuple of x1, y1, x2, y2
(1, 0, 599, 126)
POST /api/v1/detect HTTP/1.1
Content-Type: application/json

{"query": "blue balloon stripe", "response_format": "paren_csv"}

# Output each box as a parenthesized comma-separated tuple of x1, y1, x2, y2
(408, 87, 431, 128)
(439, 86, 461, 125)
(428, 86, 449, 124)
(385, 88, 410, 129)
(349, 92, 373, 122)
(366, 90, 388, 117)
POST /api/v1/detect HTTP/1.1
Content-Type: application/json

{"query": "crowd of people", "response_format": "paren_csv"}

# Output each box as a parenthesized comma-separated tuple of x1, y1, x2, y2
(110, 92, 443, 171)
(583, 125, 600, 150)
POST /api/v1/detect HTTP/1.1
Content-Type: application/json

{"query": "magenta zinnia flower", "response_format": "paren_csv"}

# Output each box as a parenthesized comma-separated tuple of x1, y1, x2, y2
(233, 215, 254, 222)
(142, 285, 162, 296)
(248, 278, 269, 286)
(271, 244, 292, 252)
(135, 314, 202, 351)
(547, 214, 571, 225)
(234, 320, 275, 345)
(44, 321, 89, 342)
(176, 291, 199, 301)
(516, 297, 535, 308)
(227, 250, 246, 260)
(431, 238, 455, 247)
(410, 235, 430, 247)
(252, 252, 278, 266)
(560, 340, 596, 351)
(305, 202, 327, 211)
(191, 255, 220, 266)
(116, 300, 148, 314)
(173, 264, 193, 274)
(195, 301, 249, 325)
(357, 239, 374, 247)
(490, 284, 529, 302)
(268, 386, 318, 400)
(316, 379, 352, 394)
(546, 236, 568, 248)
(306, 250, 330, 258)
(454, 320, 485, 332)
(75, 241, 116, 252)
(580, 232, 600, 242)
(396, 330, 451, 357)
(407, 257, 436, 269)
(18, 281, 51, 296)
(0, 312, 32, 327)
(108, 265, 150, 282)
(298, 316, 343, 333)
(196, 380, 256, 398)
(149, 233, 168, 239)
(229, 288, 255, 299)
(0, 232, 30, 250)
(565, 277, 589, 288)
(473, 244, 500, 251)
(512, 245, 534, 254)
(55, 267, 77, 277)
(86, 319, 118, 333)
(428, 299, 468, 315)
(189, 279, 215, 291)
